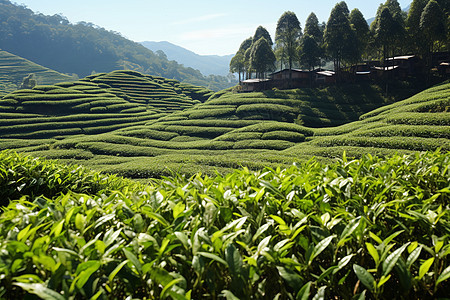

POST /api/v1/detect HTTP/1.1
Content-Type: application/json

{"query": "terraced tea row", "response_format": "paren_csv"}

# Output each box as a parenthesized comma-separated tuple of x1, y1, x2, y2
(0, 70, 212, 138)
(0, 70, 448, 178)
(0, 49, 74, 96)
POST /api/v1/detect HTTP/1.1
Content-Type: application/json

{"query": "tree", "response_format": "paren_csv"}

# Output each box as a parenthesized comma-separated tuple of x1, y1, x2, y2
(375, 6, 395, 63)
(229, 52, 245, 82)
(324, 1, 357, 80)
(20, 73, 37, 89)
(349, 8, 369, 62)
(299, 35, 321, 71)
(250, 37, 276, 79)
(275, 11, 302, 70)
(406, 0, 429, 53)
(420, 0, 446, 72)
(253, 26, 273, 46)
(234, 37, 253, 79)
(275, 11, 302, 85)
(304, 12, 323, 43)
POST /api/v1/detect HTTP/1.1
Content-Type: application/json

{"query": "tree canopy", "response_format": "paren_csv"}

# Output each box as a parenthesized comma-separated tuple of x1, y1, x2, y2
(275, 11, 302, 70)
(250, 37, 276, 78)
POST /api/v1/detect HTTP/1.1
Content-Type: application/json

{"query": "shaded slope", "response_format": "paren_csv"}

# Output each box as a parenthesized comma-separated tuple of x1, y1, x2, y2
(0, 49, 74, 96)
(288, 81, 450, 157)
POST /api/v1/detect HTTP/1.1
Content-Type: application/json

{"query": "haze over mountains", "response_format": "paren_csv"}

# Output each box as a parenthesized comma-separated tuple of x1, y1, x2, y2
(141, 41, 234, 76)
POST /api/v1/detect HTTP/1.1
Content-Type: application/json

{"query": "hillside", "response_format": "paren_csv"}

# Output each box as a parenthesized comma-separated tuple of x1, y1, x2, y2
(0, 0, 233, 90)
(0, 49, 75, 97)
(0, 70, 212, 140)
(141, 41, 234, 76)
(0, 69, 447, 178)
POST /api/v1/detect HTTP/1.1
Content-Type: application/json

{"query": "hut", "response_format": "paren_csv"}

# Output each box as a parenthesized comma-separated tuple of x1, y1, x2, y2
(240, 78, 271, 92)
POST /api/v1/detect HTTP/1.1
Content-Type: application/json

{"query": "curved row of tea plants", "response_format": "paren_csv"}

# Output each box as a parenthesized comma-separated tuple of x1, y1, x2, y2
(0, 70, 212, 139)
(0, 150, 448, 299)
(0, 49, 74, 97)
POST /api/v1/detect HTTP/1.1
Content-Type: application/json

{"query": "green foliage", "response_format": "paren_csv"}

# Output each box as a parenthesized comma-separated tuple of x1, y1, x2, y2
(0, 151, 449, 299)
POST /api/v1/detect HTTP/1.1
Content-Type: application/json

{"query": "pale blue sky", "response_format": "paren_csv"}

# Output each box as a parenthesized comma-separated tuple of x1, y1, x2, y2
(17, 0, 410, 56)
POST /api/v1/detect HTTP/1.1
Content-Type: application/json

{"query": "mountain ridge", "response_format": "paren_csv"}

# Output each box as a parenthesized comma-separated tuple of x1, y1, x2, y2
(140, 41, 234, 76)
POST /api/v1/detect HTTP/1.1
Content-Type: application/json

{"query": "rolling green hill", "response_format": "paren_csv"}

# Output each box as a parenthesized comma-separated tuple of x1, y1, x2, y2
(0, 49, 75, 97)
(0, 70, 211, 140)
(0, 69, 447, 178)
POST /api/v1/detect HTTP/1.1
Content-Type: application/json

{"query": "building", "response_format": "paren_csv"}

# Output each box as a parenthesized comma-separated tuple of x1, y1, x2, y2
(240, 78, 271, 92)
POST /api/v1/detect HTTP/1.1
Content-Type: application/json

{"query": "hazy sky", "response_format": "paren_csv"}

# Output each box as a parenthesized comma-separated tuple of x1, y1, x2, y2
(17, 0, 410, 56)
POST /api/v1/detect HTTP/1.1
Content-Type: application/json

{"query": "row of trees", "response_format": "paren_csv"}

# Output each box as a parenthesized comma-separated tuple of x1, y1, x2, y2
(230, 0, 449, 82)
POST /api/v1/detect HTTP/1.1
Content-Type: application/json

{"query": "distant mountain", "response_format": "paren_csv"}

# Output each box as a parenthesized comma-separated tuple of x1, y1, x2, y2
(0, 0, 234, 90)
(141, 41, 234, 76)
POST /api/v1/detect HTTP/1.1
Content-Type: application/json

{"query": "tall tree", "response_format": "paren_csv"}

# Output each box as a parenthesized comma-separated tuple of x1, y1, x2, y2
(349, 8, 370, 62)
(375, 6, 395, 63)
(235, 37, 253, 79)
(275, 11, 302, 71)
(250, 37, 276, 79)
(304, 12, 323, 43)
(229, 52, 245, 82)
(253, 26, 273, 46)
(324, 1, 357, 80)
(406, 0, 429, 53)
(420, 0, 446, 72)
(299, 35, 321, 71)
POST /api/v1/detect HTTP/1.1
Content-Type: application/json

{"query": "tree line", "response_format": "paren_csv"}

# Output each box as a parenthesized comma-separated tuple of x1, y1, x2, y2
(230, 0, 449, 82)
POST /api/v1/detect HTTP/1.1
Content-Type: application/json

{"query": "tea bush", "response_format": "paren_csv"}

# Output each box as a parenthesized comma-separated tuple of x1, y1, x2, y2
(0, 151, 448, 299)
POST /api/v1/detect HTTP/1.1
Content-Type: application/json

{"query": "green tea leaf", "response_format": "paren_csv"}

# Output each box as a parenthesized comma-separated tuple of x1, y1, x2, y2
(75, 261, 101, 289)
(382, 243, 409, 277)
(173, 202, 185, 219)
(108, 260, 128, 283)
(17, 224, 32, 242)
(309, 235, 335, 264)
(365, 242, 379, 267)
(436, 265, 450, 286)
(336, 254, 354, 273)
(160, 278, 184, 299)
(406, 245, 422, 268)
(377, 274, 391, 288)
(277, 266, 302, 291)
(123, 248, 142, 274)
(312, 286, 326, 300)
(225, 244, 243, 276)
(198, 252, 227, 266)
(418, 257, 434, 280)
(296, 281, 311, 300)
(14, 282, 65, 300)
(353, 264, 375, 291)
(221, 290, 240, 300)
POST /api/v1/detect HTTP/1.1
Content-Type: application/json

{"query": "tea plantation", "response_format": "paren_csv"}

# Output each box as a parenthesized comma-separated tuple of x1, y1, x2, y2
(0, 150, 448, 299)
(0, 68, 449, 299)
(0, 50, 74, 97)
(1, 72, 447, 178)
